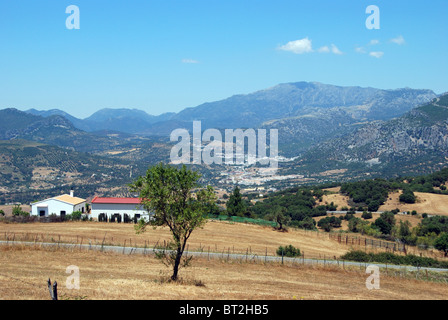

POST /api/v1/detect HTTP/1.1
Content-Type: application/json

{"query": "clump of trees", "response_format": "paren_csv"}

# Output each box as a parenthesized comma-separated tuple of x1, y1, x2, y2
(317, 216, 342, 232)
(399, 189, 416, 204)
(250, 187, 325, 231)
(340, 178, 396, 212)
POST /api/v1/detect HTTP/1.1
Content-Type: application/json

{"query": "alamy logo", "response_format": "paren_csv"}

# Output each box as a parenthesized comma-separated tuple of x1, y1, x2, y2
(66, 5, 80, 30)
(170, 121, 279, 171)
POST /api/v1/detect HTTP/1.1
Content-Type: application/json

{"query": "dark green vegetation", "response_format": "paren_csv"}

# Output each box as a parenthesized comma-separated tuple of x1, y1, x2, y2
(341, 250, 448, 269)
(339, 167, 448, 211)
(249, 187, 323, 231)
(276, 245, 301, 257)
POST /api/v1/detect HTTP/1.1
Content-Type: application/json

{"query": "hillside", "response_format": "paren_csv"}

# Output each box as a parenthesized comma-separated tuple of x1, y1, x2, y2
(285, 93, 448, 180)
(22, 82, 436, 147)
(0, 139, 138, 203)
(172, 82, 435, 129)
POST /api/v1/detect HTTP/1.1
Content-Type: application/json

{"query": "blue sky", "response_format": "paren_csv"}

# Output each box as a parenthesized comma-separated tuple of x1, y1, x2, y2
(0, 0, 447, 118)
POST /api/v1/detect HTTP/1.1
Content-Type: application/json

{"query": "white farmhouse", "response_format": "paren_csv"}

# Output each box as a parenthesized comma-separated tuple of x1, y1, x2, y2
(31, 190, 86, 218)
(90, 197, 151, 223)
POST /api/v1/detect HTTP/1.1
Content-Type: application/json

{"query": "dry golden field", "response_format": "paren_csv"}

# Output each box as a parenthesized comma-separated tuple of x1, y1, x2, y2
(0, 220, 349, 259)
(322, 187, 448, 216)
(1, 220, 448, 300)
(380, 190, 448, 216)
(1, 245, 448, 300)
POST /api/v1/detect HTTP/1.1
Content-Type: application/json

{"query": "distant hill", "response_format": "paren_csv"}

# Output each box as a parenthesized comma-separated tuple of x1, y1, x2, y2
(293, 93, 448, 178)
(171, 82, 435, 129)
(22, 82, 436, 139)
(0, 108, 173, 165)
(0, 108, 126, 153)
(0, 139, 136, 203)
(26, 107, 176, 135)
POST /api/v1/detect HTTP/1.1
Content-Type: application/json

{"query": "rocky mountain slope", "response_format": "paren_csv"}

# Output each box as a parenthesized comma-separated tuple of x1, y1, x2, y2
(293, 93, 448, 178)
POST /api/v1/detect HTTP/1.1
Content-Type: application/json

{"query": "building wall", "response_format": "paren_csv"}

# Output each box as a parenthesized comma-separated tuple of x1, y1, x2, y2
(31, 199, 84, 217)
(90, 203, 151, 221)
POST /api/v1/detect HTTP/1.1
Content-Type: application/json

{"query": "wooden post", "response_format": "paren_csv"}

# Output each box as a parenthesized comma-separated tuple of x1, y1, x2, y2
(47, 279, 57, 300)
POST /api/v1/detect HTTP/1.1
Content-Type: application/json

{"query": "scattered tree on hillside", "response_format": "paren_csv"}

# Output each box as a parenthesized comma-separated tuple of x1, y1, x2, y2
(434, 232, 448, 257)
(318, 216, 342, 232)
(266, 206, 291, 232)
(374, 211, 396, 235)
(226, 186, 248, 217)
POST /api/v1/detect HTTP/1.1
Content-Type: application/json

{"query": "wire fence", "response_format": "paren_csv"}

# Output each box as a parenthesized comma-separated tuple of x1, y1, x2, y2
(328, 233, 406, 252)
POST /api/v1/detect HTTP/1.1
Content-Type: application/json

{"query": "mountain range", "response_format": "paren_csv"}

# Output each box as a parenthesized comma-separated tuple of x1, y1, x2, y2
(289, 93, 448, 180)
(1, 81, 447, 202)
(24, 82, 436, 137)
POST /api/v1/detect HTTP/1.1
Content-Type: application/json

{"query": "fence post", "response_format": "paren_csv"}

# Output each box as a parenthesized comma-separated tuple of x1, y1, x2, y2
(47, 279, 57, 300)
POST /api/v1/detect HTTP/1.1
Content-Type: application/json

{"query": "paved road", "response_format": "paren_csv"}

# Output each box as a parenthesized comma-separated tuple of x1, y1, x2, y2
(2, 240, 448, 273)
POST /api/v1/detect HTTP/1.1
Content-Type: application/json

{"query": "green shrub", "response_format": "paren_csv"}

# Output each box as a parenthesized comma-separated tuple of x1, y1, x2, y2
(361, 211, 373, 220)
(277, 245, 301, 257)
(71, 211, 83, 221)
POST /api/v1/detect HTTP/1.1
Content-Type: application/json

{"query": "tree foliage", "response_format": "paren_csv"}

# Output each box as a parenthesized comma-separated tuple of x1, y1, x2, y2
(226, 186, 248, 217)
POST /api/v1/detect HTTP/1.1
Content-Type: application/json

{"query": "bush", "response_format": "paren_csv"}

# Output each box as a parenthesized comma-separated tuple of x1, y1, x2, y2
(277, 245, 301, 257)
(71, 211, 83, 221)
(12, 205, 29, 217)
(399, 189, 416, 204)
(361, 211, 373, 220)
(318, 216, 342, 232)
(434, 232, 448, 257)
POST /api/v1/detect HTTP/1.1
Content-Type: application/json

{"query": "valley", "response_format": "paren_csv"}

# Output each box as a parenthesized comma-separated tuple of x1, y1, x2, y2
(1, 82, 447, 205)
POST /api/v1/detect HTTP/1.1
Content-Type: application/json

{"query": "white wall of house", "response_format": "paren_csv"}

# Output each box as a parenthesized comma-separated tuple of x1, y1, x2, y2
(91, 203, 151, 221)
(31, 199, 85, 217)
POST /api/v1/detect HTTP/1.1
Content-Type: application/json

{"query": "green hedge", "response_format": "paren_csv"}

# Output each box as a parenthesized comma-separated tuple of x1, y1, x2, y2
(341, 250, 448, 269)
(209, 215, 277, 227)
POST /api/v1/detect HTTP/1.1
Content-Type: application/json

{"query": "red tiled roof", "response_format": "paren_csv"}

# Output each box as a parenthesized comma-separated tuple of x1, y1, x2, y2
(91, 197, 143, 204)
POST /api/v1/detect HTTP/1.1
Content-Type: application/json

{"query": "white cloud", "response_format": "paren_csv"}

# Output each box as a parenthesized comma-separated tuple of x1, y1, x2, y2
(369, 39, 380, 46)
(369, 51, 384, 58)
(355, 46, 367, 54)
(182, 59, 199, 64)
(278, 37, 313, 54)
(318, 44, 342, 55)
(331, 44, 343, 55)
(390, 35, 405, 45)
(318, 46, 330, 53)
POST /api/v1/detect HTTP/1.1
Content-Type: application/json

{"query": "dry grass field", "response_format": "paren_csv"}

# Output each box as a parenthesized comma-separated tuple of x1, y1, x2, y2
(322, 187, 448, 216)
(1, 220, 448, 300)
(0, 220, 349, 259)
(322, 187, 351, 208)
(1, 245, 448, 300)
(380, 190, 448, 216)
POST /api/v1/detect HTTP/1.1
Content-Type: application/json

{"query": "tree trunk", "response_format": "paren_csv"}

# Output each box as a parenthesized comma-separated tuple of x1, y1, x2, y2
(171, 247, 183, 281)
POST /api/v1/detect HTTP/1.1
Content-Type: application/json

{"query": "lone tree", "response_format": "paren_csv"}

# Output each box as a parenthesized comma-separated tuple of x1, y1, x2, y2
(226, 186, 247, 217)
(129, 163, 216, 281)
(267, 206, 290, 232)
(434, 232, 448, 257)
